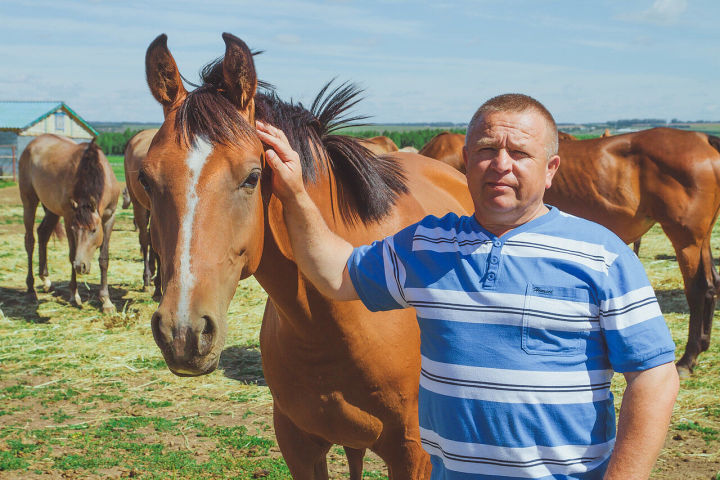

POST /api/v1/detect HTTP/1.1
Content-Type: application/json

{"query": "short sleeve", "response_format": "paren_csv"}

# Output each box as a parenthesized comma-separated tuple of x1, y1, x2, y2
(599, 247, 676, 372)
(347, 222, 419, 312)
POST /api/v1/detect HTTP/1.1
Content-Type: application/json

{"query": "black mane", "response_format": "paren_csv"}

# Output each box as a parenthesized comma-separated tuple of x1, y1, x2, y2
(71, 140, 105, 227)
(174, 59, 407, 225)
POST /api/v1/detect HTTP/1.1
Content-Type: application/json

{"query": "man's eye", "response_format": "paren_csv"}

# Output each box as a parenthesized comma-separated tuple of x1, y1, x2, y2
(241, 171, 261, 189)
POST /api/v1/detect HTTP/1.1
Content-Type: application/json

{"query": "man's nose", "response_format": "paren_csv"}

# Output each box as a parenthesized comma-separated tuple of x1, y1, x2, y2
(491, 149, 513, 171)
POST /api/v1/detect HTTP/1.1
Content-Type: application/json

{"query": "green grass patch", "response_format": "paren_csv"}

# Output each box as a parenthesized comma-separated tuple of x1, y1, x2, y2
(675, 420, 719, 442)
(131, 397, 172, 408)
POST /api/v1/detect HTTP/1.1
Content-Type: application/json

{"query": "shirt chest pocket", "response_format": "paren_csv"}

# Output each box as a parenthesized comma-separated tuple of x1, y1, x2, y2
(522, 284, 599, 356)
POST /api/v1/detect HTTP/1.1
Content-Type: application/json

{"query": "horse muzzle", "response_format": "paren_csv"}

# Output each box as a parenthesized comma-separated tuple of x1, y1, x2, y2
(73, 261, 90, 275)
(151, 308, 224, 376)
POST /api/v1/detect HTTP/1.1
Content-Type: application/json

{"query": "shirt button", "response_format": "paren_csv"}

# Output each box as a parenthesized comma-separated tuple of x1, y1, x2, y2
(487, 272, 496, 280)
(493, 240, 502, 247)
(490, 256, 499, 264)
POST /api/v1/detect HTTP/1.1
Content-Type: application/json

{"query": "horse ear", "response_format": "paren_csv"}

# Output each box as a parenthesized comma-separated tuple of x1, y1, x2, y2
(146, 34, 187, 113)
(89, 198, 97, 211)
(221, 33, 257, 115)
(70, 199, 78, 210)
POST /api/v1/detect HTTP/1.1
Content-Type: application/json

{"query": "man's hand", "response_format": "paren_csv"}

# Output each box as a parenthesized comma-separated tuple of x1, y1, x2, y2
(256, 121, 305, 202)
(255, 121, 358, 302)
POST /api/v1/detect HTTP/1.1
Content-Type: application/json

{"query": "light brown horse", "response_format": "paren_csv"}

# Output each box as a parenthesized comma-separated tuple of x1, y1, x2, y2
(19, 134, 120, 313)
(143, 33, 472, 479)
(418, 131, 466, 173)
(358, 135, 398, 155)
(546, 129, 720, 376)
(123, 129, 162, 300)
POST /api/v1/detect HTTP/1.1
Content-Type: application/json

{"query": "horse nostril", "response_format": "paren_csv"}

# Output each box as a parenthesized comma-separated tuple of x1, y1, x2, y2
(151, 311, 168, 347)
(198, 315, 215, 356)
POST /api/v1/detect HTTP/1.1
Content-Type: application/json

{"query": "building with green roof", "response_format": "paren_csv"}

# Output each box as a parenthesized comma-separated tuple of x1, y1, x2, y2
(0, 101, 97, 179)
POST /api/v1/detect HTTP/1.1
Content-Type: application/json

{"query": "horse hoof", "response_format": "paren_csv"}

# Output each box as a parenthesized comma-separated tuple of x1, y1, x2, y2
(676, 365, 692, 379)
(27, 290, 38, 302)
(41, 279, 52, 292)
(102, 304, 116, 315)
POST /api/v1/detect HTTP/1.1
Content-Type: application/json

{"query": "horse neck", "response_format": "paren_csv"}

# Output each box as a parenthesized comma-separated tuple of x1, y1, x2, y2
(253, 165, 346, 330)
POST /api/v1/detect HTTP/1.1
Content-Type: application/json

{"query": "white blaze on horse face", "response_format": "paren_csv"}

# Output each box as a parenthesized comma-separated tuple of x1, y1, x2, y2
(177, 137, 213, 327)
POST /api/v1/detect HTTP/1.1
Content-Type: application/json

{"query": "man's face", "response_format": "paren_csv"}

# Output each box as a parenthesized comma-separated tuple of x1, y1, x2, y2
(463, 109, 560, 226)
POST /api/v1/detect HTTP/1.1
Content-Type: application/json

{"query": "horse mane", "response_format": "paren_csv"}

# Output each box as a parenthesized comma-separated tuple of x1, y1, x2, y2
(174, 58, 408, 225)
(72, 140, 105, 227)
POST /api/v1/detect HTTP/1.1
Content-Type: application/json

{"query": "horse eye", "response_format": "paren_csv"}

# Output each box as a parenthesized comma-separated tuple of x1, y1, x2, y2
(138, 170, 151, 192)
(241, 171, 261, 189)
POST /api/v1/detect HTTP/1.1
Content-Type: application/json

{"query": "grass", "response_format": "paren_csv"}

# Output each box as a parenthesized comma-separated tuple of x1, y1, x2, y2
(107, 154, 125, 183)
(0, 184, 719, 478)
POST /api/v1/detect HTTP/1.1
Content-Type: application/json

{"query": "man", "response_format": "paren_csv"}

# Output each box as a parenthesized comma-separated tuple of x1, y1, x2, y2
(256, 94, 679, 479)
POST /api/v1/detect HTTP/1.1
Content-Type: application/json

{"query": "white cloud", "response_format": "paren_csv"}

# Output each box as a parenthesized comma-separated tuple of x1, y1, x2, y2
(619, 0, 688, 25)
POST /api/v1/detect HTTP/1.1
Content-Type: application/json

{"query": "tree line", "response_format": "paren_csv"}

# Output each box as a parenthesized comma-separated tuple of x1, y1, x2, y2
(96, 129, 142, 155)
(96, 127, 468, 155)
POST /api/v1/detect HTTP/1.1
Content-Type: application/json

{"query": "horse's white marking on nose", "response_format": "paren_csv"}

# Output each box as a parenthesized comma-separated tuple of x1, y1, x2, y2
(177, 137, 213, 328)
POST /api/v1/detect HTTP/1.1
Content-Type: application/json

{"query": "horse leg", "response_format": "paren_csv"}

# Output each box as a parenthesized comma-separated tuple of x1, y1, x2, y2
(669, 233, 716, 377)
(22, 193, 39, 300)
(66, 221, 82, 306)
(273, 405, 331, 480)
(149, 215, 162, 302)
(37, 206, 59, 292)
(134, 203, 152, 290)
(343, 447, 366, 480)
(98, 213, 116, 314)
(373, 425, 432, 479)
(633, 238, 641, 256)
(699, 243, 718, 354)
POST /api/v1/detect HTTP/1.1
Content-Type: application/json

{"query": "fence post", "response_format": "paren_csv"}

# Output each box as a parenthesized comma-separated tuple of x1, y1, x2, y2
(12, 146, 16, 182)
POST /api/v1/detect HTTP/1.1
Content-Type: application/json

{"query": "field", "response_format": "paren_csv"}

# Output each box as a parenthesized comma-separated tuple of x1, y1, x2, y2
(1, 179, 719, 479)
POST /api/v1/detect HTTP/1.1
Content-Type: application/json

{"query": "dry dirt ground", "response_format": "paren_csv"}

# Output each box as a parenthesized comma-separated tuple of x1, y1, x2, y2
(1, 184, 719, 479)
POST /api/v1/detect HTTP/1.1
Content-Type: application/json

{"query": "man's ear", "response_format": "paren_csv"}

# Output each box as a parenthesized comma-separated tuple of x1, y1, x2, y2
(545, 155, 560, 189)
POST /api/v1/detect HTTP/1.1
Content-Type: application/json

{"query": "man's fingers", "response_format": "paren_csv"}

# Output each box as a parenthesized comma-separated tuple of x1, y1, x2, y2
(257, 129, 297, 163)
(265, 149, 282, 170)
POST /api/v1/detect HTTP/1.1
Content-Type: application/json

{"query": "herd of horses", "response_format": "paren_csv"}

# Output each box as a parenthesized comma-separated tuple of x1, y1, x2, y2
(16, 32, 720, 479)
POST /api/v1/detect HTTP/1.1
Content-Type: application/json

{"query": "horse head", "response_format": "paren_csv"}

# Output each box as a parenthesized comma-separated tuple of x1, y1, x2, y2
(69, 141, 106, 275)
(143, 33, 266, 376)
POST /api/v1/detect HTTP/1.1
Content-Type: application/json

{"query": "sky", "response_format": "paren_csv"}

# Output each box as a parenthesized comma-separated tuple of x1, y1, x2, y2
(1, 0, 718, 125)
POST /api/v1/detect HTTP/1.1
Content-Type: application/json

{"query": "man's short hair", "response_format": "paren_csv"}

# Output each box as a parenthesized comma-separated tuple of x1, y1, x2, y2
(467, 93, 559, 158)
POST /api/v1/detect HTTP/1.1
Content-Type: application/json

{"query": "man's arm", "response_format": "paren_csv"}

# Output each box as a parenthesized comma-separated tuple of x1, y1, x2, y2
(603, 361, 679, 480)
(256, 121, 359, 301)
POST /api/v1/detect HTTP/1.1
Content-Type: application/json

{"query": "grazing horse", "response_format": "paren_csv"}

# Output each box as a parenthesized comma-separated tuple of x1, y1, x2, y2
(123, 129, 162, 300)
(418, 131, 466, 173)
(546, 129, 720, 376)
(143, 33, 472, 479)
(19, 134, 120, 313)
(357, 135, 398, 155)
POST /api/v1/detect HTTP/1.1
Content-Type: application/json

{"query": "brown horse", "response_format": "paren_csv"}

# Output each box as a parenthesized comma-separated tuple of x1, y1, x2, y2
(558, 130, 578, 140)
(19, 134, 120, 313)
(123, 129, 162, 300)
(418, 131, 465, 172)
(358, 135, 398, 155)
(546, 129, 720, 376)
(143, 33, 472, 479)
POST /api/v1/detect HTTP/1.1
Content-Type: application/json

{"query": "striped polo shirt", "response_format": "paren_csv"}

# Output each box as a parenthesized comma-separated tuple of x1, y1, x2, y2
(347, 207, 676, 479)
